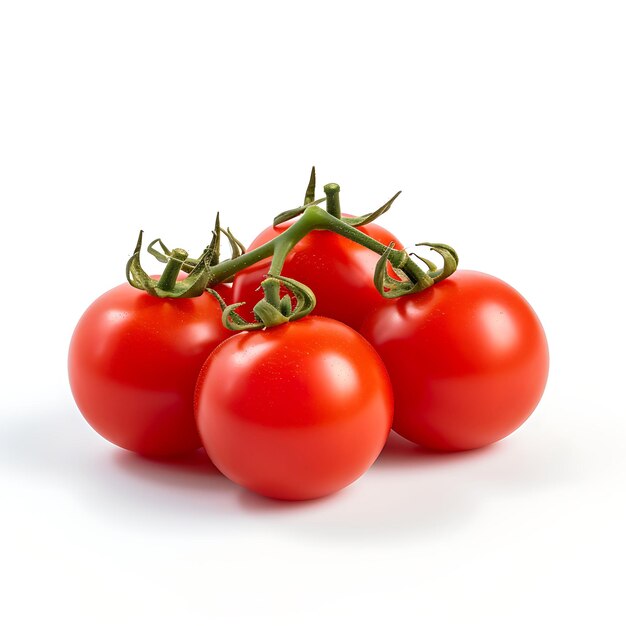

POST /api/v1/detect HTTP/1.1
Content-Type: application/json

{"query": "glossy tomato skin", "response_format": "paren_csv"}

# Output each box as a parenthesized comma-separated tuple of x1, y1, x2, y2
(360, 270, 549, 451)
(232, 219, 401, 329)
(212, 282, 233, 303)
(195, 316, 393, 500)
(68, 283, 231, 457)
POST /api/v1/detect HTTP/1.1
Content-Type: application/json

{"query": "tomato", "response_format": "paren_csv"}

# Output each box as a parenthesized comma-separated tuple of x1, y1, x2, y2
(195, 316, 393, 500)
(212, 281, 233, 304)
(232, 219, 402, 329)
(68, 283, 231, 457)
(360, 270, 549, 451)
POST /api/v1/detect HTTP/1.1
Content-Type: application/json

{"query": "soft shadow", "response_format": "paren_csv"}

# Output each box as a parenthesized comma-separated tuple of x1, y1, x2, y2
(0, 409, 244, 528)
(232, 423, 583, 543)
(375, 430, 492, 468)
(116, 447, 222, 479)
(0, 406, 584, 542)
(238, 487, 344, 513)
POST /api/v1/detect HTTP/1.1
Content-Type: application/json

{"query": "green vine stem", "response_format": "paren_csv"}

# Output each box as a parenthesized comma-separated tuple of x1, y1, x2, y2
(129, 182, 458, 327)
(203, 204, 426, 286)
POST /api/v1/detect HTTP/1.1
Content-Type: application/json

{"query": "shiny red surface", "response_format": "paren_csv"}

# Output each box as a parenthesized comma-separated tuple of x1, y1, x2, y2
(232, 219, 401, 329)
(360, 270, 549, 451)
(68, 283, 231, 456)
(195, 316, 393, 500)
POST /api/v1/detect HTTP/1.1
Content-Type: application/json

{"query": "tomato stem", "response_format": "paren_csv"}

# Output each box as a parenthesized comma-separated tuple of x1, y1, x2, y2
(156, 248, 189, 291)
(206, 205, 401, 286)
(188, 204, 433, 297)
(129, 175, 459, 328)
(324, 183, 342, 218)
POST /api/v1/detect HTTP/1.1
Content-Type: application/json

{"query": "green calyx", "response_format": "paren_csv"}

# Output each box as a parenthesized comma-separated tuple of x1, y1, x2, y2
(126, 230, 214, 298)
(147, 213, 246, 271)
(272, 167, 402, 229)
(212, 274, 316, 331)
(373, 242, 459, 298)
(273, 167, 328, 227)
(127, 212, 249, 298)
(342, 191, 402, 227)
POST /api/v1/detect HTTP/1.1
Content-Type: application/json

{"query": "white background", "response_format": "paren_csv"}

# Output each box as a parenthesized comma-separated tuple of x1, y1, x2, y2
(1, 1, 625, 624)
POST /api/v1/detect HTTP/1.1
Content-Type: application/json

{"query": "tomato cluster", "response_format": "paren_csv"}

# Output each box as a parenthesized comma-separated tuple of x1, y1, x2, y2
(68, 175, 549, 501)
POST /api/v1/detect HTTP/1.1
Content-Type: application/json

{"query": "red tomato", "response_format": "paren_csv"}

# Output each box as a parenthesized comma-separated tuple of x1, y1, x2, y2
(68, 283, 231, 457)
(360, 270, 549, 451)
(195, 316, 393, 500)
(232, 219, 402, 329)
(212, 282, 233, 304)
